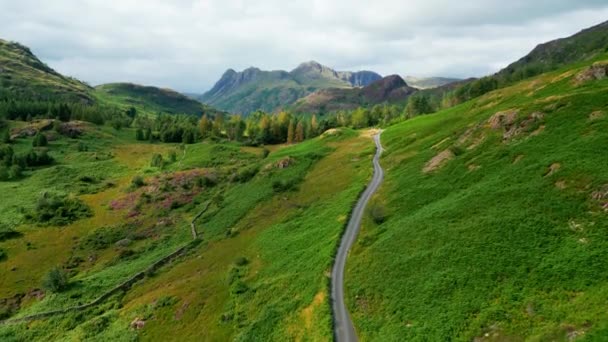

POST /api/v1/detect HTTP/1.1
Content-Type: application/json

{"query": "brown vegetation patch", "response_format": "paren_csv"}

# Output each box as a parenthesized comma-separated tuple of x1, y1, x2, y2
(301, 291, 326, 330)
(591, 184, 608, 212)
(468, 164, 481, 172)
(513, 155, 524, 164)
(589, 111, 604, 121)
(555, 180, 567, 190)
(276, 157, 296, 169)
(9, 119, 54, 139)
(423, 149, 454, 173)
(545, 163, 561, 177)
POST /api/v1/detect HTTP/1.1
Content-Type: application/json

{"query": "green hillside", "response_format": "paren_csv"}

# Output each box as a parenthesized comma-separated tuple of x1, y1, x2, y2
(347, 56, 608, 340)
(95, 83, 219, 117)
(0, 39, 93, 103)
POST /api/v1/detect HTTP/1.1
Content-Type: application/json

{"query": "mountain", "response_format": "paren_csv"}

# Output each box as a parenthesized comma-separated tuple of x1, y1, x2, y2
(95, 83, 219, 116)
(497, 20, 608, 83)
(404, 76, 462, 89)
(450, 20, 608, 104)
(0, 39, 93, 103)
(199, 61, 382, 114)
(292, 74, 417, 113)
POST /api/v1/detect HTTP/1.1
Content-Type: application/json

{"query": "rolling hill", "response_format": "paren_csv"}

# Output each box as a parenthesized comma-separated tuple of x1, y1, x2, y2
(95, 83, 220, 117)
(291, 74, 417, 113)
(0, 39, 93, 103)
(199, 61, 382, 114)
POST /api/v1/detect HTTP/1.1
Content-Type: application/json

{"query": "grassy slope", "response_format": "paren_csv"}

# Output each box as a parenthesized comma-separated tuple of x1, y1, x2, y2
(0, 39, 93, 103)
(347, 56, 608, 340)
(0, 123, 374, 341)
(94, 83, 217, 117)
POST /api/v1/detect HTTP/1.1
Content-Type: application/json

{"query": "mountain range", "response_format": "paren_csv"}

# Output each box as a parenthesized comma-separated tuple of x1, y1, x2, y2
(198, 61, 382, 114)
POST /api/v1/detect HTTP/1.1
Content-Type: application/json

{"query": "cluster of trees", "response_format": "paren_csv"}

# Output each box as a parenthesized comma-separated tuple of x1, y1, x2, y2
(0, 101, 125, 125)
(0, 144, 54, 181)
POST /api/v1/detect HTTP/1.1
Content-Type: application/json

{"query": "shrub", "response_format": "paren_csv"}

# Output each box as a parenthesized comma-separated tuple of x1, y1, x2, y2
(29, 192, 92, 226)
(8, 164, 22, 179)
(80, 225, 126, 250)
(262, 148, 270, 159)
(233, 165, 259, 183)
(0, 166, 8, 181)
(32, 133, 48, 147)
(168, 150, 177, 163)
(0, 224, 21, 241)
(0, 248, 6, 262)
(150, 153, 164, 168)
(272, 177, 301, 192)
(235, 257, 249, 266)
(449, 145, 465, 156)
(369, 202, 387, 224)
(131, 175, 145, 188)
(43, 267, 69, 292)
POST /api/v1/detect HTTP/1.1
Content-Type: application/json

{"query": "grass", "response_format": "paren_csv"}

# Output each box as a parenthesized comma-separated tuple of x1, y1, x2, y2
(346, 56, 608, 341)
(0, 104, 374, 342)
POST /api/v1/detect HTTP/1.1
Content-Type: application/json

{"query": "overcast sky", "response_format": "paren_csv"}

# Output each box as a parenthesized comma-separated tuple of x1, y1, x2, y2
(1, 1, 607, 92)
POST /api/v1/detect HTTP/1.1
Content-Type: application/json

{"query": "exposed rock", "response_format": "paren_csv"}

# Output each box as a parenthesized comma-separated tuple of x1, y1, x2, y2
(423, 149, 454, 173)
(130, 317, 146, 330)
(276, 157, 296, 169)
(487, 110, 518, 130)
(10, 119, 54, 139)
(115, 239, 133, 247)
(575, 61, 608, 84)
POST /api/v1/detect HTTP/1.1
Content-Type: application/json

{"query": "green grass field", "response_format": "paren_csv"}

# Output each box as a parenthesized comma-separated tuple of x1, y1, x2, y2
(346, 56, 608, 341)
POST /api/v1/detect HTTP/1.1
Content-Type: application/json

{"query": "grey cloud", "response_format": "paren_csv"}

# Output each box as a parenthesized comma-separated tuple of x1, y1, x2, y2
(0, 0, 606, 92)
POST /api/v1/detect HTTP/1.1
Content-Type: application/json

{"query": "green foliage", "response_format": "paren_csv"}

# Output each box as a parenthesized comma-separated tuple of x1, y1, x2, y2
(131, 175, 145, 188)
(27, 191, 92, 226)
(150, 153, 164, 168)
(0, 248, 6, 262)
(42, 267, 69, 293)
(32, 132, 48, 147)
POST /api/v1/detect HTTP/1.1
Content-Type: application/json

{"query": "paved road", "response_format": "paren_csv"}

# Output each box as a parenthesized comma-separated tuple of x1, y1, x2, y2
(331, 132, 384, 342)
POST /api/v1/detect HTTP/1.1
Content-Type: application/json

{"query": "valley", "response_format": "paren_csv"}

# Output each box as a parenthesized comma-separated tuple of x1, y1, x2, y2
(1, 8, 608, 342)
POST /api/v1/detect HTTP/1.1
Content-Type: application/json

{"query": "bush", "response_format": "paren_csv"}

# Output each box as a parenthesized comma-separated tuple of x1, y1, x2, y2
(80, 225, 126, 250)
(8, 164, 22, 179)
(131, 175, 145, 188)
(150, 153, 164, 168)
(369, 202, 387, 224)
(43, 267, 69, 292)
(233, 165, 259, 183)
(272, 177, 300, 192)
(0, 166, 8, 181)
(262, 147, 270, 159)
(32, 132, 48, 147)
(0, 224, 21, 241)
(29, 192, 92, 226)
(235, 257, 249, 266)
(0, 248, 6, 262)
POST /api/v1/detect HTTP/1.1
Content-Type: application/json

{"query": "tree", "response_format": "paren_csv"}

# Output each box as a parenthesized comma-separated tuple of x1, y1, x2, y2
(1, 130, 10, 144)
(351, 107, 370, 128)
(150, 153, 164, 168)
(213, 113, 224, 137)
(145, 127, 153, 141)
(33, 133, 48, 147)
(9, 165, 22, 179)
(310, 114, 319, 136)
(135, 128, 144, 141)
(199, 114, 212, 139)
(0, 166, 8, 181)
(43, 267, 69, 292)
(287, 120, 295, 144)
(182, 129, 195, 144)
(295, 121, 305, 142)
(226, 115, 245, 141)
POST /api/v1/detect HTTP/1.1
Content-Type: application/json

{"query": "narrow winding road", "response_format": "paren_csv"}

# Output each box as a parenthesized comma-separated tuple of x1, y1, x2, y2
(331, 132, 384, 342)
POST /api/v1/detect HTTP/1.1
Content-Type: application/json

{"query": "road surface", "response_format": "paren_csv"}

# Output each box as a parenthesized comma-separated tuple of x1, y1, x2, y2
(331, 132, 384, 342)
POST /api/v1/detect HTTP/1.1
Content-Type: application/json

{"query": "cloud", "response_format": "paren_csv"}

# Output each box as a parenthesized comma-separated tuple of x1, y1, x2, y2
(0, 0, 607, 92)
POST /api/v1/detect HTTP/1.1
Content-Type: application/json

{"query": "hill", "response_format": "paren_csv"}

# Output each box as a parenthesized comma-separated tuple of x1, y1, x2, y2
(95, 83, 219, 117)
(347, 56, 608, 340)
(199, 61, 382, 114)
(451, 20, 608, 104)
(0, 39, 93, 103)
(292, 74, 417, 113)
(404, 76, 462, 89)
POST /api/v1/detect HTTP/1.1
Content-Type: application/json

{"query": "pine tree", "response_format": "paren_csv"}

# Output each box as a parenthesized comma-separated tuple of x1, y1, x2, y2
(295, 122, 305, 142)
(287, 120, 295, 144)
(311, 114, 319, 136)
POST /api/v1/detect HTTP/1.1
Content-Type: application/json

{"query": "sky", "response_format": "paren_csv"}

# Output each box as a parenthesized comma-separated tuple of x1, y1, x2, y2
(1, 1, 607, 93)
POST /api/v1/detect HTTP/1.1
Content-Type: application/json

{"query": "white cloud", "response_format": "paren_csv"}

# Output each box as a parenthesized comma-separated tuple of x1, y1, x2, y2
(0, 0, 607, 92)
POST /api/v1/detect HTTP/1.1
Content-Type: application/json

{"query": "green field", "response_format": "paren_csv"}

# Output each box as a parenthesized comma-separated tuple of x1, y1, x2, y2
(346, 57, 608, 341)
